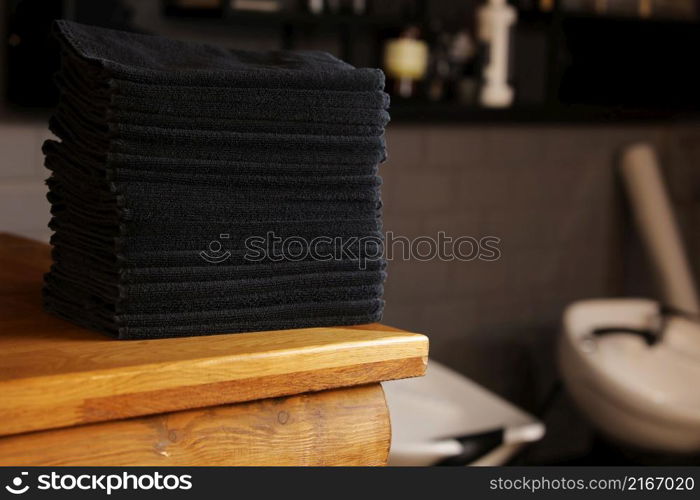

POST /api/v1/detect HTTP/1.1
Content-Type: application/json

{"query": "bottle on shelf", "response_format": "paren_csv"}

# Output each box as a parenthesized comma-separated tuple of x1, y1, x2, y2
(477, 0, 517, 108)
(383, 26, 429, 99)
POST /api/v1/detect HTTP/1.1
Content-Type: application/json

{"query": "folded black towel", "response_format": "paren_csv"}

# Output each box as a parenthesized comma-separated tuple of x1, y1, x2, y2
(53, 20, 385, 90)
(56, 98, 386, 137)
(48, 213, 383, 252)
(49, 115, 387, 164)
(48, 190, 382, 225)
(47, 229, 383, 274)
(55, 62, 390, 110)
(47, 262, 386, 303)
(43, 139, 381, 177)
(49, 121, 387, 166)
(46, 270, 384, 315)
(51, 233, 383, 269)
(46, 151, 382, 188)
(44, 273, 384, 338)
(58, 86, 390, 127)
(44, 285, 384, 340)
(48, 203, 382, 237)
(52, 243, 385, 282)
(48, 249, 385, 300)
(46, 180, 380, 211)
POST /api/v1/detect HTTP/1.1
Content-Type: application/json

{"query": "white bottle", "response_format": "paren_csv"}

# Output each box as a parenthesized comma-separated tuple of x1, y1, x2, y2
(477, 0, 517, 108)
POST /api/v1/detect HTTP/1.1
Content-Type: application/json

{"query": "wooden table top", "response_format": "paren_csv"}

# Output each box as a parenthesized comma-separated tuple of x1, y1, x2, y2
(0, 233, 428, 436)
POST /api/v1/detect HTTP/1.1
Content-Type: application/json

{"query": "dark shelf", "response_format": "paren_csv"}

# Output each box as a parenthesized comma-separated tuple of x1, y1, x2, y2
(388, 102, 700, 124)
(7, 0, 700, 122)
(559, 12, 700, 26)
(164, 8, 407, 29)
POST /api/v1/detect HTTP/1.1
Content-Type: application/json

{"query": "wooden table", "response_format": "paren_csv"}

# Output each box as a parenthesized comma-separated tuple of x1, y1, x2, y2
(0, 234, 428, 466)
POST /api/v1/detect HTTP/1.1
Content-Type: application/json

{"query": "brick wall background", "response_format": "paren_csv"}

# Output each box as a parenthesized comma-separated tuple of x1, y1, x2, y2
(378, 125, 700, 449)
(378, 124, 700, 461)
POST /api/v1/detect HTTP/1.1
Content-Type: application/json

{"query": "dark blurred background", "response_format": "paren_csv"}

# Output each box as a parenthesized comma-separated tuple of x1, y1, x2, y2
(2, 0, 700, 465)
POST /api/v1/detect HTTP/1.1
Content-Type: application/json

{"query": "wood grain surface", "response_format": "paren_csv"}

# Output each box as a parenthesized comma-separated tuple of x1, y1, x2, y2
(0, 384, 391, 466)
(0, 233, 429, 436)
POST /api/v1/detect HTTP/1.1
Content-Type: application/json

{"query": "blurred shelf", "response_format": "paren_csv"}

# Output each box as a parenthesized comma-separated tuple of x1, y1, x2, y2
(559, 12, 700, 26)
(164, 7, 408, 29)
(389, 102, 700, 124)
(163, 6, 700, 30)
(160, 4, 700, 125)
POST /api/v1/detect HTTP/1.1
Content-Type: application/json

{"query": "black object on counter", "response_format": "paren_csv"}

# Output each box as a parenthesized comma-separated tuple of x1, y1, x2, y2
(43, 20, 389, 340)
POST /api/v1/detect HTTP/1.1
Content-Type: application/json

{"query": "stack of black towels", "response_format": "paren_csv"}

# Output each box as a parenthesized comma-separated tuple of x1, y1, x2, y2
(43, 20, 388, 339)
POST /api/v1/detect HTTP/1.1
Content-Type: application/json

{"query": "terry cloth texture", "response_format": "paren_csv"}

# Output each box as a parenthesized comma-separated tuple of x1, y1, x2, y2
(52, 20, 385, 89)
(44, 20, 389, 339)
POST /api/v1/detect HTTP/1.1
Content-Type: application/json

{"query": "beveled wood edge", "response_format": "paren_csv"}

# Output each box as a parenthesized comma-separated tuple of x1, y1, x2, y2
(1, 328, 427, 386)
(0, 331, 428, 422)
(0, 354, 427, 437)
